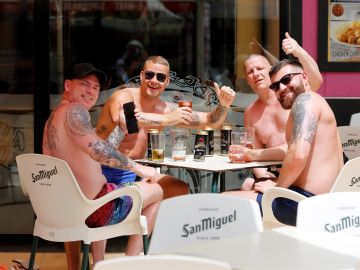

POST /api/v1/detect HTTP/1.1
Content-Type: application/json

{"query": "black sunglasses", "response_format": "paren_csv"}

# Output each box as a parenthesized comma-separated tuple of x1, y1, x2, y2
(144, 71, 167, 83)
(269, 72, 302, 92)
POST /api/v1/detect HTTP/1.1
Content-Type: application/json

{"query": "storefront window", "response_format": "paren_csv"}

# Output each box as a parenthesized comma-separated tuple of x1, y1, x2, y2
(49, 0, 279, 124)
(0, 0, 35, 234)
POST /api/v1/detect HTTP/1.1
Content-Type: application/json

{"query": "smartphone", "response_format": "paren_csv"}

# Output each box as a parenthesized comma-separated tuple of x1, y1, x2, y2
(123, 101, 139, 134)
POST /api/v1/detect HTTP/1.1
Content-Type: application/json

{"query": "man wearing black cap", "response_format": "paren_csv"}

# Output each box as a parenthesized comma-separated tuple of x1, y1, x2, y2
(42, 63, 163, 269)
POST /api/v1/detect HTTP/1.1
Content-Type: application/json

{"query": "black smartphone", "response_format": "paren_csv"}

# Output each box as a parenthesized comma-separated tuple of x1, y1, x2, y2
(123, 101, 139, 134)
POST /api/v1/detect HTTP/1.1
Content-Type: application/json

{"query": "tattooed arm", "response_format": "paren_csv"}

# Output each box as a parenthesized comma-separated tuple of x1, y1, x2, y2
(65, 103, 159, 182)
(274, 93, 318, 189)
(135, 102, 193, 127)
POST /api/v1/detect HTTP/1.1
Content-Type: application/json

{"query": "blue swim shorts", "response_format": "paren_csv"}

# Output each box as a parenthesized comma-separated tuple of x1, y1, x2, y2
(101, 165, 140, 184)
(256, 185, 315, 226)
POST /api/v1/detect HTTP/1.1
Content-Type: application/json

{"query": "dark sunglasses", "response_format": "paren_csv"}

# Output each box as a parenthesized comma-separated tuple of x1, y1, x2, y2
(144, 71, 167, 83)
(269, 72, 302, 92)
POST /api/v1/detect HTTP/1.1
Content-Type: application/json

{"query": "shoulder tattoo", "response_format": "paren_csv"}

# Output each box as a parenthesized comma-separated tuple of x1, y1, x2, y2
(65, 104, 94, 136)
(291, 93, 317, 144)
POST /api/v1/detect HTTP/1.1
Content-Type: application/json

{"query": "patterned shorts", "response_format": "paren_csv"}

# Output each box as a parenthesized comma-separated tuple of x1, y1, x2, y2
(85, 183, 133, 228)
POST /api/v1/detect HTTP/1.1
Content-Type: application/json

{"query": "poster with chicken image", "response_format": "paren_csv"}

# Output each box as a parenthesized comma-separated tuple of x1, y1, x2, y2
(329, 0, 360, 62)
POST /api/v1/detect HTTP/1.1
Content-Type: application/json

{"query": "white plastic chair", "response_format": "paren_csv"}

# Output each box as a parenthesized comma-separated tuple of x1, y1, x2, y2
(350, 113, 360, 127)
(262, 156, 360, 228)
(93, 254, 232, 270)
(297, 192, 360, 235)
(338, 125, 360, 160)
(148, 193, 263, 254)
(15, 153, 148, 270)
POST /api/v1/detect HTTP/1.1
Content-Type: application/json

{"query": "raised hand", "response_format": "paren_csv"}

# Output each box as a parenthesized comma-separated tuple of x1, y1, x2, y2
(282, 32, 302, 58)
(214, 82, 236, 108)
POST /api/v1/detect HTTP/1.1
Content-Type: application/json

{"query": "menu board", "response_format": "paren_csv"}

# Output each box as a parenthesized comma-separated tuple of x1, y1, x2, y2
(329, 0, 360, 62)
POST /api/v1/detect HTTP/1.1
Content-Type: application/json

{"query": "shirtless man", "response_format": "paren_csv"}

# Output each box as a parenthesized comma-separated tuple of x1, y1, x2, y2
(234, 33, 323, 189)
(96, 55, 235, 198)
(42, 63, 163, 269)
(226, 58, 343, 225)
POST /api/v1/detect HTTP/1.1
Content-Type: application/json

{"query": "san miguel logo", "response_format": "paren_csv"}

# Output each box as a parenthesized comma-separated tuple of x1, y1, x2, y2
(324, 215, 360, 233)
(181, 210, 236, 238)
(349, 176, 360, 187)
(342, 138, 360, 148)
(32, 166, 58, 183)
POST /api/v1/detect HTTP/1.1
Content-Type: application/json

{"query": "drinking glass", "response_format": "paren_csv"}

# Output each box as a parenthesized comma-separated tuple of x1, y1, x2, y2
(229, 131, 247, 163)
(150, 133, 165, 162)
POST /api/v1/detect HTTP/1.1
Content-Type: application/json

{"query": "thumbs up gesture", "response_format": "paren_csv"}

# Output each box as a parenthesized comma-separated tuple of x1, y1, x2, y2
(214, 82, 235, 108)
(282, 32, 302, 58)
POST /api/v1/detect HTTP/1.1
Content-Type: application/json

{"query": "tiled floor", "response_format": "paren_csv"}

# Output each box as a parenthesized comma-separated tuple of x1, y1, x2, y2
(0, 235, 128, 269)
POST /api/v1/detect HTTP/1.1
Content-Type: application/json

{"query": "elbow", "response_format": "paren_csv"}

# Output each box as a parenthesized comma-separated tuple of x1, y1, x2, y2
(292, 153, 307, 165)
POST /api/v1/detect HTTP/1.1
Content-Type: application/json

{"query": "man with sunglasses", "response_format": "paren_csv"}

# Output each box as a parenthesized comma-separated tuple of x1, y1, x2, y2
(96, 55, 235, 199)
(228, 58, 343, 225)
(231, 32, 323, 191)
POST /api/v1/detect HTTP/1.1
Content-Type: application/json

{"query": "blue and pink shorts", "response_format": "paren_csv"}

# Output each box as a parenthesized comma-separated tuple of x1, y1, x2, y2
(85, 183, 133, 228)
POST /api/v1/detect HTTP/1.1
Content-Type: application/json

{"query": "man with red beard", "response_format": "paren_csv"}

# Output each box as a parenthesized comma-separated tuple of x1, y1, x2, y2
(227, 58, 343, 225)
(230, 33, 323, 190)
(96, 55, 235, 199)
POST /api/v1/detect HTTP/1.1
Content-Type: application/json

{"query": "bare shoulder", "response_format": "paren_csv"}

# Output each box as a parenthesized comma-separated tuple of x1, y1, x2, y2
(110, 88, 135, 102)
(244, 98, 262, 119)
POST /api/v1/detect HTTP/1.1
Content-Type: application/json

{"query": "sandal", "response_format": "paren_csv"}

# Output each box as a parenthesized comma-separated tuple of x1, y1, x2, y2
(11, 259, 39, 270)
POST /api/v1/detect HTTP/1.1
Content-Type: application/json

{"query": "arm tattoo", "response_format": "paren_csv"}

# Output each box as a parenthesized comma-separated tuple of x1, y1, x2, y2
(44, 112, 59, 150)
(65, 104, 93, 136)
(89, 139, 136, 169)
(209, 104, 227, 123)
(106, 125, 125, 148)
(191, 112, 200, 126)
(291, 93, 317, 144)
(137, 114, 162, 125)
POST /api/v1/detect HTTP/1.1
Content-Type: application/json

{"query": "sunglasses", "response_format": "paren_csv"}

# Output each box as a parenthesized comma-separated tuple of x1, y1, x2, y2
(144, 71, 167, 83)
(269, 72, 302, 92)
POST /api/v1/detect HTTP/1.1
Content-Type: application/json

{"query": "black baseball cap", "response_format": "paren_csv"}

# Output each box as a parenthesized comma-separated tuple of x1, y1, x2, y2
(67, 63, 107, 87)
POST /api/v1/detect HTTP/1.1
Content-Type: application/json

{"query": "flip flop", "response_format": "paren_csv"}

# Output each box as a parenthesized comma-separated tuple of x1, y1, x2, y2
(11, 259, 39, 270)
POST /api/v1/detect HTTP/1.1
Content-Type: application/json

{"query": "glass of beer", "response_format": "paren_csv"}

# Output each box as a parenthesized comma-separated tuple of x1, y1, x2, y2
(178, 100, 192, 109)
(170, 128, 188, 161)
(240, 127, 254, 149)
(229, 131, 247, 163)
(150, 133, 165, 162)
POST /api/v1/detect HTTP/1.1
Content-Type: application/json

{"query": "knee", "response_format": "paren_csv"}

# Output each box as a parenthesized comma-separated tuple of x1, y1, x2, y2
(240, 177, 255, 191)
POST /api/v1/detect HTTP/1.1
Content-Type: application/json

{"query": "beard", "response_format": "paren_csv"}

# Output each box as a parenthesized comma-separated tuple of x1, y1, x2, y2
(278, 83, 305, 110)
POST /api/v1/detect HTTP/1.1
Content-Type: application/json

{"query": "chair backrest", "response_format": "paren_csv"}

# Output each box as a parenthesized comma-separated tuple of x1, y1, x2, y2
(330, 156, 360, 192)
(148, 193, 263, 254)
(16, 153, 92, 228)
(350, 113, 360, 127)
(297, 192, 360, 235)
(94, 255, 232, 270)
(338, 126, 360, 160)
(93, 254, 232, 270)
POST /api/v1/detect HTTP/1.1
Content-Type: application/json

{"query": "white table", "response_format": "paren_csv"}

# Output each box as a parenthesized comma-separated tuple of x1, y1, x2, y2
(165, 227, 360, 270)
(137, 154, 282, 192)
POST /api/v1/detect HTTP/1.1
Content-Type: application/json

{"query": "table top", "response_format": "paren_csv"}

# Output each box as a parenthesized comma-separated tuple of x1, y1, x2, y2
(166, 226, 360, 270)
(137, 154, 282, 173)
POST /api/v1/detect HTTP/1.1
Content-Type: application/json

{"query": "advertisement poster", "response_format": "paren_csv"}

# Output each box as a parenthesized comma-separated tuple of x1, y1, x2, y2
(329, 0, 360, 62)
